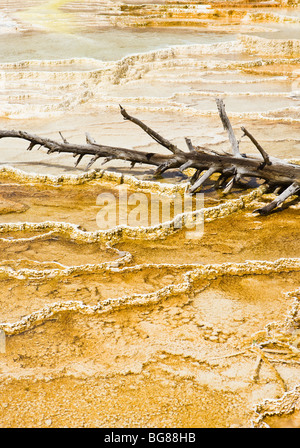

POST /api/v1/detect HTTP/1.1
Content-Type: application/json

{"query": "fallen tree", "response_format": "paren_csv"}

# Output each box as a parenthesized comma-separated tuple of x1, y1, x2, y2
(0, 99, 299, 215)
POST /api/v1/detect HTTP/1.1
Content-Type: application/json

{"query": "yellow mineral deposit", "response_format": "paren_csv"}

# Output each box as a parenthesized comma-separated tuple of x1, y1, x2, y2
(0, 0, 299, 428)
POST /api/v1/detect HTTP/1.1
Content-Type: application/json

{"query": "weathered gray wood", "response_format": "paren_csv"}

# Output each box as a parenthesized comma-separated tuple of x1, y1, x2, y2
(3, 127, 298, 185)
(254, 182, 300, 215)
(241, 126, 271, 169)
(184, 138, 194, 152)
(119, 104, 182, 155)
(0, 100, 299, 214)
(188, 167, 218, 194)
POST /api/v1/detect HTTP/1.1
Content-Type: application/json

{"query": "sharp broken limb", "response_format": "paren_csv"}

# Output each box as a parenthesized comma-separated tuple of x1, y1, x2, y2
(223, 176, 235, 194)
(26, 141, 37, 151)
(179, 160, 195, 172)
(85, 155, 101, 170)
(85, 132, 97, 145)
(154, 159, 178, 176)
(101, 156, 114, 166)
(241, 126, 272, 169)
(185, 137, 195, 152)
(119, 104, 182, 155)
(74, 154, 84, 167)
(188, 167, 218, 194)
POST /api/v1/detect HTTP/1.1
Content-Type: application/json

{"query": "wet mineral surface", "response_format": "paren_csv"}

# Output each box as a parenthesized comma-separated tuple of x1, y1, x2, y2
(0, 0, 299, 428)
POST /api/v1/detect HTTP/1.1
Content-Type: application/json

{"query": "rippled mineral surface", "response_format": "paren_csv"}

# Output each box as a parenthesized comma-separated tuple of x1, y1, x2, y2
(0, 0, 299, 428)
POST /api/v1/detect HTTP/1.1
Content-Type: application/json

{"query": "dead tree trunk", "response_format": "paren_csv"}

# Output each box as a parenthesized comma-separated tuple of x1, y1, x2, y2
(0, 99, 299, 215)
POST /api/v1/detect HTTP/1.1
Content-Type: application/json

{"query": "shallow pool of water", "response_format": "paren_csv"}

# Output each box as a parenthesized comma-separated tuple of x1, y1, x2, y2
(0, 27, 238, 63)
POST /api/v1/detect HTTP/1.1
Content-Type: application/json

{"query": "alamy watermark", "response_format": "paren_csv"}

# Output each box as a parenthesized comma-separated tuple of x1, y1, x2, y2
(96, 186, 204, 239)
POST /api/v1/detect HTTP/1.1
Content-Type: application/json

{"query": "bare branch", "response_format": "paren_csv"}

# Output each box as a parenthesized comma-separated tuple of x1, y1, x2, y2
(59, 131, 68, 144)
(188, 167, 218, 194)
(254, 182, 300, 215)
(179, 160, 194, 172)
(0, 102, 299, 215)
(75, 154, 84, 167)
(86, 155, 101, 170)
(185, 137, 194, 152)
(154, 158, 178, 176)
(85, 133, 97, 145)
(119, 104, 182, 155)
